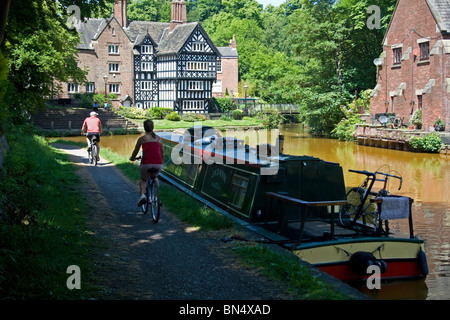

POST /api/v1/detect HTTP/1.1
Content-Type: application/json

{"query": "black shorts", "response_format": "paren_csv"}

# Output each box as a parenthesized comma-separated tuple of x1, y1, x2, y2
(87, 133, 100, 143)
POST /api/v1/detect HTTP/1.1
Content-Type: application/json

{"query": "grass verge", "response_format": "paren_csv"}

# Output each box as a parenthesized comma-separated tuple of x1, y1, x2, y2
(0, 127, 97, 299)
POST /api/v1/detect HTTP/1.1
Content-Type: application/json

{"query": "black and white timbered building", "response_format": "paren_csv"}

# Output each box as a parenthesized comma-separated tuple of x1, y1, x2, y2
(65, 0, 230, 114)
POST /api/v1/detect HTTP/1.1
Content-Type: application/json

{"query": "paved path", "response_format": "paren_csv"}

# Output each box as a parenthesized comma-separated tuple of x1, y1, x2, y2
(53, 143, 295, 300)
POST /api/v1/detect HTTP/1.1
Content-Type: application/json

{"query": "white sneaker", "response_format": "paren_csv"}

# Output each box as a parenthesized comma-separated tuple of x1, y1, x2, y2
(137, 194, 146, 207)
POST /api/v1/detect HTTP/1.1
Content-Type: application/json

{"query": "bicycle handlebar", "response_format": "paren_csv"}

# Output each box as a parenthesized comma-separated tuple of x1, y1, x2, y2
(349, 169, 402, 190)
(348, 169, 375, 176)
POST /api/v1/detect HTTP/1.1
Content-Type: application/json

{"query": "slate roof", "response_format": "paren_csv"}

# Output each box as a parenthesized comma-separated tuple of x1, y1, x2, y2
(217, 47, 238, 58)
(156, 22, 198, 55)
(76, 17, 221, 57)
(124, 21, 170, 46)
(77, 18, 105, 50)
(427, 0, 450, 33)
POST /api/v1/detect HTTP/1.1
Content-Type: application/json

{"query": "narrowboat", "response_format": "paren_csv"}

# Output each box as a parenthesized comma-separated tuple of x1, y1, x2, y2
(157, 126, 428, 283)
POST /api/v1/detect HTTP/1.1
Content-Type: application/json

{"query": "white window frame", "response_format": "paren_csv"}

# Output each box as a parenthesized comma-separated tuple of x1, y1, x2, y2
(216, 58, 222, 73)
(141, 81, 152, 91)
(108, 45, 119, 54)
(68, 83, 79, 93)
(109, 83, 120, 94)
(141, 62, 153, 71)
(109, 63, 120, 73)
(141, 45, 153, 54)
(192, 42, 204, 52)
(188, 81, 203, 91)
(212, 79, 222, 93)
(186, 62, 207, 71)
(86, 82, 95, 93)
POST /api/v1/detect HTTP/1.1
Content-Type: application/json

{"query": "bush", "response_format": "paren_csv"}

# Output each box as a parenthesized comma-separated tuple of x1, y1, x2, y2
(411, 109, 422, 128)
(166, 111, 181, 121)
(116, 107, 152, 119)
(409, 133, 443, 153)
(257, 107, 284, 129)
(182, 113, 206, 122)
(149, 107, 172, 119)
(213, 97, 234, 113)
(220, 115, 232, 121)
(331, 103, 364, 141)
(232, 109, 244, 120)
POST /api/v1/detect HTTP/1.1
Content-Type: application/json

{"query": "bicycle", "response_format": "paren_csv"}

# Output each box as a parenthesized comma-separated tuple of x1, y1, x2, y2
(339, 166, 402, 233)
(86, 134, 99, 166)
(135, 157, 161, 223)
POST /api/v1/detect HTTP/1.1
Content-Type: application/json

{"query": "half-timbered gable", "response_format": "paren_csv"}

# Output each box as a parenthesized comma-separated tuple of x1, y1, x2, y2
(156, 22, 219, 113)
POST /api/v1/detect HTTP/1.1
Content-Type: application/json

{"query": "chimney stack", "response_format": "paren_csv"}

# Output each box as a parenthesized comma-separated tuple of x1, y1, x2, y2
(114, 0, 127, 28)
(170, 0, 187, 32)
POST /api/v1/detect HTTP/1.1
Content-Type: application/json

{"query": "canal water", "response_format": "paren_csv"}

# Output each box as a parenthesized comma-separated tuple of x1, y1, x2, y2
(62, 124, 449, 300)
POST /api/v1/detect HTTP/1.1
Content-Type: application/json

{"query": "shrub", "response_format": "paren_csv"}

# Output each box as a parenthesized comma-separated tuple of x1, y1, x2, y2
(257, 107, 284, 129)
(411, 109, 422, 128)
(409, 133, 443, 153)
(149, 107, 172, 119)
(182, 113, 206, 122)
(232, 109, 244, 120)
(220, 115, 232, 121)
(213, 97, 234, 113)
(166, 111, 181, 121)
(331, 103, 364, 141)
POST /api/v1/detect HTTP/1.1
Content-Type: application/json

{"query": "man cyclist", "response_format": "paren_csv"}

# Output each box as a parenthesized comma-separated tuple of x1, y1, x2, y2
(81, 111, 102, 161)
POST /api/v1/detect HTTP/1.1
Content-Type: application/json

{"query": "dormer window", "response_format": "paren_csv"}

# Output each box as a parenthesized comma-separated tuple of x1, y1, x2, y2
(141, 45, 153, 54)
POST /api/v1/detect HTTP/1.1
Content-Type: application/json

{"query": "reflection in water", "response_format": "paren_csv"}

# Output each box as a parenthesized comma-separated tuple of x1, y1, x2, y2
(60, 124, 450, 300)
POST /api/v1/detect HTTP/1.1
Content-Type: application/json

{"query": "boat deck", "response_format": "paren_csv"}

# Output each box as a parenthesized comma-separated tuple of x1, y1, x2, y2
(249, 219, 358, 244)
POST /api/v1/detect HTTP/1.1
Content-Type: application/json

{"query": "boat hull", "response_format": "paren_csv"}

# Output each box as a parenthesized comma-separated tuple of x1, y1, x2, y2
(292, 238, 427, 282)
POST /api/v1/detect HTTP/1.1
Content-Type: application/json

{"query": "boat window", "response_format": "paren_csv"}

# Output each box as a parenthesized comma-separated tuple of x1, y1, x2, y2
(229, 174, 249, 209)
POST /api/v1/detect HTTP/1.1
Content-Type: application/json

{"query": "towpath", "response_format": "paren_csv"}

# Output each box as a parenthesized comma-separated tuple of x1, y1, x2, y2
(52, 143, 366, 303)
(53, 143, 297, 300)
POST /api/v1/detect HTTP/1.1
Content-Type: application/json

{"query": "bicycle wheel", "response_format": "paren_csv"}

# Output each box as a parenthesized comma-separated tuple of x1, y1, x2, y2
(92, 144, 98, 166)
(141, 180, 150, 215)
(88, 144, 93, 164)
(150, 181, 160, 223)
(339, 187, 364, 227)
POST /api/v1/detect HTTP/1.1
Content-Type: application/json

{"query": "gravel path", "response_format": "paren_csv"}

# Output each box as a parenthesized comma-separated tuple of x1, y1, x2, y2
(54, 143, 296, 300)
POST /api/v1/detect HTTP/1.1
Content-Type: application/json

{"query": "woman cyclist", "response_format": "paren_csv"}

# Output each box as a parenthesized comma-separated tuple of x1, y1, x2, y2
(129, 119, 164, 206)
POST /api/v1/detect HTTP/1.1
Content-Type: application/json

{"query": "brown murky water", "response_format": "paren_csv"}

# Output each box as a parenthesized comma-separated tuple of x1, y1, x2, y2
(61, 124, 450, 300)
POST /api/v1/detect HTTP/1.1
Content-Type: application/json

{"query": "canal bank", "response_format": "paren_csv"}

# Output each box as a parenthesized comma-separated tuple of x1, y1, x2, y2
(355, 125, 450, 155)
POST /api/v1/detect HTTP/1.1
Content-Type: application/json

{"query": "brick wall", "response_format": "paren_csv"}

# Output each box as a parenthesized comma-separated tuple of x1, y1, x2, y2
(214, 57, 238, 98)
(370, 0, 450, 131)
(59, 18, 134, 109)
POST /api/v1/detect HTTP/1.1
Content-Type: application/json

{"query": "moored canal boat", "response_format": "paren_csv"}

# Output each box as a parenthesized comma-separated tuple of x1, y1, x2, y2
(157, 126, 428, 283)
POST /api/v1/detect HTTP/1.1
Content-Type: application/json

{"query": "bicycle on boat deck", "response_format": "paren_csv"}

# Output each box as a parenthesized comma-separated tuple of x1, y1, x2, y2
(339, 167, 402, 233)
(135, 157, 161, 223)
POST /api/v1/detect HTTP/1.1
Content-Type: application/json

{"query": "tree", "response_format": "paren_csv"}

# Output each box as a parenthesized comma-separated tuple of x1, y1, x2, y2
(127, 0, 171, 22)
(0, 0, 112, 129)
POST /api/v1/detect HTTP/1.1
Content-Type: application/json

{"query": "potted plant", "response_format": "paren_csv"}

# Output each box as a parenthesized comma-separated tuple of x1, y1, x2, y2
(434, 118, 445, 131)
(411, 109, 422, 129)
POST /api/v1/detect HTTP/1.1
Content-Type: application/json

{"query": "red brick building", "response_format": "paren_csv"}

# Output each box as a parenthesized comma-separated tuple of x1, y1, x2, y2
(213, 35, 239, 98)
(60, 0, 239, 113)
(370, 0, 450, 131)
